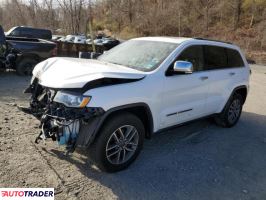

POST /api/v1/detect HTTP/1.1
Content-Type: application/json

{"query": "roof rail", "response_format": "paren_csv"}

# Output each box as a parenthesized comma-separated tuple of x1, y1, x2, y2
(194, 37, 233, 45)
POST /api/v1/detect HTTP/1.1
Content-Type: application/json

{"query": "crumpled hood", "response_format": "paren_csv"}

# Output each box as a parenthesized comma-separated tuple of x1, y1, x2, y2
(33, 57, 146, 88)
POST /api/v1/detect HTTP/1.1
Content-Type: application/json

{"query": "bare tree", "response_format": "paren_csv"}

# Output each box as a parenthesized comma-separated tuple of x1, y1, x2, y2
(0, 0, 265, 54)
(56, 0, 85, 33)
(198, 0, 215, 31)
(229, 0, 242, 30)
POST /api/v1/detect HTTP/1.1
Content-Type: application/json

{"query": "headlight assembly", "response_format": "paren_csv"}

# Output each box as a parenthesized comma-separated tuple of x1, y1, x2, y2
(53, 91, 91, 108)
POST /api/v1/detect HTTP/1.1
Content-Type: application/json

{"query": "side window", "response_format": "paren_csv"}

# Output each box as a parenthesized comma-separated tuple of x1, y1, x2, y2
(32, 29, 39, 38)
(39, 31, 46, 39)
(10, 29, 20, 36)
(177, 45, 204, 71)
(42, 30, 52, 40)
(226, 48, 244, 67)
(20, 28, 30, 37)
(204, 45, 227, 70)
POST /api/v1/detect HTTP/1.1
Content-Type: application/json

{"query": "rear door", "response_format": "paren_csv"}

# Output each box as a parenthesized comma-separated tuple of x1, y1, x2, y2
(159, 45, 210, 128)
(203, 45, 246, 114)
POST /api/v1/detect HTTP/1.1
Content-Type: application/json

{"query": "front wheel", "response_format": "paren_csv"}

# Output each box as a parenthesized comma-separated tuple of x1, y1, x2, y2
(87, 112, 145, 172)
(215, 93, 243, 128)
(16, 58, 38, 76)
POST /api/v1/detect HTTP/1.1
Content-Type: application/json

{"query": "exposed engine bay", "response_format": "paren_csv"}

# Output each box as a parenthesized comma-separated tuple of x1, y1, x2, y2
(22, 78, 104, 154)
(19, 55, 145, 154)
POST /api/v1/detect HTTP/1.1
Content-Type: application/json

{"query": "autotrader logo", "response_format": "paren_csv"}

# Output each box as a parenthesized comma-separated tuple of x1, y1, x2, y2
(0, 188, 54, 199)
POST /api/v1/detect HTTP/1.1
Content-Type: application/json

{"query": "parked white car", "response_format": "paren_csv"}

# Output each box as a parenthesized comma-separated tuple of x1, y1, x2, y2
(58, 35, 74, 42)
(86, 38, 92, 44)
(22, 37, 250, 172)
(52, 35, 64, 41)
(73, 35, 86, 44)
(58, 35, 86, 44)
(93, 38, 104, 45)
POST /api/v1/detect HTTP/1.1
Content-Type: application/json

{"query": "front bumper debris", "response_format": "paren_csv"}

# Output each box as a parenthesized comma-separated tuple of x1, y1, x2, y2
(21, 78, 105, 153)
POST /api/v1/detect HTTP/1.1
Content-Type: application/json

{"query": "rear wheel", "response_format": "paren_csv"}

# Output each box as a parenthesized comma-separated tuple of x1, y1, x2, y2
(215, 93, 243, 127)
(16, 58, 38, 76)
(87, 112, 145, 172)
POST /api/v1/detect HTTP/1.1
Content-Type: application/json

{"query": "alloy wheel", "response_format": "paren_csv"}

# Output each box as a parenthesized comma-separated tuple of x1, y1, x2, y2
(228, 99, 241, 124)
(106, 125, 139, 165)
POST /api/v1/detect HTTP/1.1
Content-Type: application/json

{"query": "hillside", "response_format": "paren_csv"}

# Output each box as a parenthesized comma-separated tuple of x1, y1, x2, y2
(0, 0, 265, 64)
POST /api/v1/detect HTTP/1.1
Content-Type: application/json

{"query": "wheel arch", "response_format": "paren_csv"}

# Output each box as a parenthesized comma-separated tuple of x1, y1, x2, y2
(96, 103, 154, 140)
(217, 85, 248, 114)
(16, 53, 41, 66)
(220, 85, 248, 113)
(231, 85, 248, 103)
(215, 85, 247, 127)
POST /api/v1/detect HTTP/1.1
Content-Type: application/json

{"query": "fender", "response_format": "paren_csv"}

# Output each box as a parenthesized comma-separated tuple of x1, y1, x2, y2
(76, 103, 154, 148)
(99, 102, 154, 136)
(219, 85, 248, 113)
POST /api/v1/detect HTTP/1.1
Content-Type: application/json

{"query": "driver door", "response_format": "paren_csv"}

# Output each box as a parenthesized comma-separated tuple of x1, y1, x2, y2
(159, 45, 210, 129)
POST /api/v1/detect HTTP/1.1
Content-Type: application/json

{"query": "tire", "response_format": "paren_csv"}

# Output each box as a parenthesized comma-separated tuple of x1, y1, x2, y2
(16, 58, 38, 76)
(214, 93, 243, 128)
(87, 112, 145, 172)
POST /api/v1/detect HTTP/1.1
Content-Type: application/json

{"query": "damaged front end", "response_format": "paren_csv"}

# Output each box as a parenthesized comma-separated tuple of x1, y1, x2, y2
(21, 78, 105, 153)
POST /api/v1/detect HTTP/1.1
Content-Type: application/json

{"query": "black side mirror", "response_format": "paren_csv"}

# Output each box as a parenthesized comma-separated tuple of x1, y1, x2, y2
(0, 25, 6, 46)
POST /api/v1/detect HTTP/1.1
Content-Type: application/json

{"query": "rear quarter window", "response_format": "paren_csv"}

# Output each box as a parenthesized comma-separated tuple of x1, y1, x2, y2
(226, 48, 244, 67)
(37, 30, 52, 40)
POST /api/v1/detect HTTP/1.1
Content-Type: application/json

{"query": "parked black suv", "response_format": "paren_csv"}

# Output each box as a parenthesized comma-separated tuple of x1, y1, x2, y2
(6, 26, 52, 40)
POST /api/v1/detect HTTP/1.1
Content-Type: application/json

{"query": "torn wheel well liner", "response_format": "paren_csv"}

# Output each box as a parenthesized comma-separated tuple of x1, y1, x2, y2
(82, 103, 154, 147)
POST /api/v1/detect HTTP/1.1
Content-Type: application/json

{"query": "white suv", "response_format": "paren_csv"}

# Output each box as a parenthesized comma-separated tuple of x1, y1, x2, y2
(22, 37, 250, 172)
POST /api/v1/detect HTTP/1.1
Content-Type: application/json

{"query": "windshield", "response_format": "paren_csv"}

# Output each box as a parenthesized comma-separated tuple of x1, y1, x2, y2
(97, 40, 179, 72)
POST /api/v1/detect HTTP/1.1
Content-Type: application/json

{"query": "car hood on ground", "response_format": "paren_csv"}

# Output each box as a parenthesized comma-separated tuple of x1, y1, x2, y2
(33, 57, 146, 89)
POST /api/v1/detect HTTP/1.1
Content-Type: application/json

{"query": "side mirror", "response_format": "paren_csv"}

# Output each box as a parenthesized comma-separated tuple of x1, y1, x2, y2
(173, 61, 193, 74)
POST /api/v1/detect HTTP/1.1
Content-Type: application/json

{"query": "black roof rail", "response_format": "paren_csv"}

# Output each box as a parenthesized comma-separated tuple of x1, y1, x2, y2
(194, 37, 233, 45)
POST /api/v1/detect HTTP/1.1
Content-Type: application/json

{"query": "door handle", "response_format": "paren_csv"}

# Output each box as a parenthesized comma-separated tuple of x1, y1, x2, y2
(200, 76, 208, 81)
(229, 72, 236, 76)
